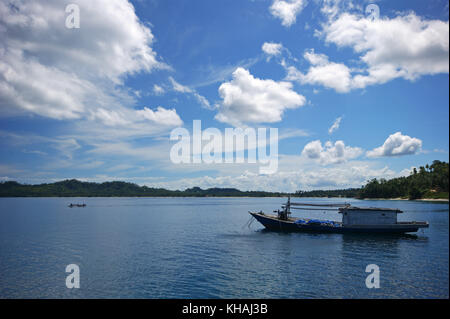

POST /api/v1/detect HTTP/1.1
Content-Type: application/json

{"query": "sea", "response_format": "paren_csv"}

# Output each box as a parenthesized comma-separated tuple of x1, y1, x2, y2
(0, 197, 448, 298)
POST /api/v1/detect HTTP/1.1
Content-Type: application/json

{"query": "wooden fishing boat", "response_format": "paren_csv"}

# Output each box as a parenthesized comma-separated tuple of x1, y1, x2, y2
(68, 203, 86, 207)
(249, 197, 428, 234)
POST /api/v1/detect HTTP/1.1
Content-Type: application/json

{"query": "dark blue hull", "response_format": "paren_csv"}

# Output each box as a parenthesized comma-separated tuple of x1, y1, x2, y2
(250, 212, 426, 234)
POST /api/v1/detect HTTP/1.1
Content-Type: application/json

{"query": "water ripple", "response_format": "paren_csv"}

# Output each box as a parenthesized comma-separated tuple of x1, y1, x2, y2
(0, 197, 448, 298)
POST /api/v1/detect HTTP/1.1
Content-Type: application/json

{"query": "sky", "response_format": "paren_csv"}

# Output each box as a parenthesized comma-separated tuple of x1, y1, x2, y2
(0, 0, 448, 192)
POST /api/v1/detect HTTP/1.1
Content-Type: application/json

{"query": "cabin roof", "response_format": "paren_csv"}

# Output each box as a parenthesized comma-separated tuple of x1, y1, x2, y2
(339, 206, 403, 213)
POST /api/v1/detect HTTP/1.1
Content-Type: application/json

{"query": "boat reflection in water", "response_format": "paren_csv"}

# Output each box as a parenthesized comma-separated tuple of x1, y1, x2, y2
(249, 197, 429, 234)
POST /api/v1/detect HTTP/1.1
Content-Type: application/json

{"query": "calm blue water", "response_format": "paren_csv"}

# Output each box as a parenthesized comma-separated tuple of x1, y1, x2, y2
(0, 197, 448, 299)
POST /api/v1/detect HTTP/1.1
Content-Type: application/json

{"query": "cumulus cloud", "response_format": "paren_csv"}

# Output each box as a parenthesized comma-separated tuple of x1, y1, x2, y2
(262, 42, 283, 57)
(2, 157, 407, 192)
(215, 67, 306, 126)
(0, 0, 179, 130)
(328, 116, 342, 134)
(286, 49, 352, 93)
(287, 11, 448, 93)
(146, 160, 405, 192)
(302, 140, 363, 165)
(366, 132, 422, 158)
(322, 12, 449, 87)
(137, 107, 183, 126)
(270, 0, 307, 27)
(0, 53, 93, 119)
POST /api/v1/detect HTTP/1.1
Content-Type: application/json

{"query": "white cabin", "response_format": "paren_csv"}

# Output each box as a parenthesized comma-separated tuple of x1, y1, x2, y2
(339, 207, 402, 226)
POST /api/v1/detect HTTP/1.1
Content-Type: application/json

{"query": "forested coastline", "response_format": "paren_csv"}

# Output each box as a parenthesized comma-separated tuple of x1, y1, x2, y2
(296, 160, 449, 200)
(1, 161, 448, 200)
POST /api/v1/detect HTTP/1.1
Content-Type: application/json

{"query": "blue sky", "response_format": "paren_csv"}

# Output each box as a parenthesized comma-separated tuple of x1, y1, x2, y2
(0, 0, 448, 191)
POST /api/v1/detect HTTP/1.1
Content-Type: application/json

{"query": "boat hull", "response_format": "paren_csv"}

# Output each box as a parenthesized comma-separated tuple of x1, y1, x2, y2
(250, 212, 428, 234)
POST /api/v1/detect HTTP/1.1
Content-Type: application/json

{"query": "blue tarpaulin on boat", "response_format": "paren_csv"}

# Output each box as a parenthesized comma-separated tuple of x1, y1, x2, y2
(307, 219, 322, 224)
(295, 219, 340, 227)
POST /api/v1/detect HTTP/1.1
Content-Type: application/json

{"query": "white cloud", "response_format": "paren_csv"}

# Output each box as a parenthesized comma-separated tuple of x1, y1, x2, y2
(169, 77, 192, 93)
(0, 0, 168, 122)
(288, 11, 448, 93)
(143, 160, 406, 192)
(262, 42, 283, 56)
(215, 67, 306, 126)
(302, 140, 363, 165)
(188, 57, 260, 88)
(366, 132, 422, 158)
(320, 0, 342, 21)
(153, 84, 165, 95)
(0, 53, 92, 119)
(322, 12, 449, 87)
(88, 156, 391, 192)
(270, 0, 307, 27)
(286, 50, 352, 93)
(193, 93, 212, 109)
(87, 105, 182, 130)
(90, 108, 131, 127)
(319, 0, 364, 21)
(137, 107, 183, 126)
(0, 129, 414, 193)
(303, 50, 329, 65)
(328, 116, 342, 134)
(169, 76, 212, 109)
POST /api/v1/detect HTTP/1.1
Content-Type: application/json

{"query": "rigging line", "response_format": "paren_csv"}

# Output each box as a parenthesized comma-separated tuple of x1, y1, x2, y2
(289, 202, 349, 207)
(248, 216, 255, 228)
(289, 207, 341, 211)
(242, 214, 253, 229)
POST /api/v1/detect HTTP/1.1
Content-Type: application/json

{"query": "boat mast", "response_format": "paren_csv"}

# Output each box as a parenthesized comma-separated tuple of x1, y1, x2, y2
(286, 196, 291, 217)
(278, 196, 291, 220)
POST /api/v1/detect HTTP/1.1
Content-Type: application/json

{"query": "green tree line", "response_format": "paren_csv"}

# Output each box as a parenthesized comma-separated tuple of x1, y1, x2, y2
(1, 161, 448, 199)
(0, 179, 286, 197)
(296, 160, 449, 200)
(295, 188, 360, 198)
(358, 160, 448, 200)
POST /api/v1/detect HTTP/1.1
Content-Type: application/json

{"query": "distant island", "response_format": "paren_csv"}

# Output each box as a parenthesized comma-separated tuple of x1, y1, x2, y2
(0, 160, 448, 200)
(296, 160, 448, 200)
(0, 180, 286, 197)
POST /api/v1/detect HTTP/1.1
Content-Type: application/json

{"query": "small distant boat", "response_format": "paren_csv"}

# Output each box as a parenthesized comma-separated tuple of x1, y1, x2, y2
(249, 197, 429, 234)
(68, 203, 86, 208)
